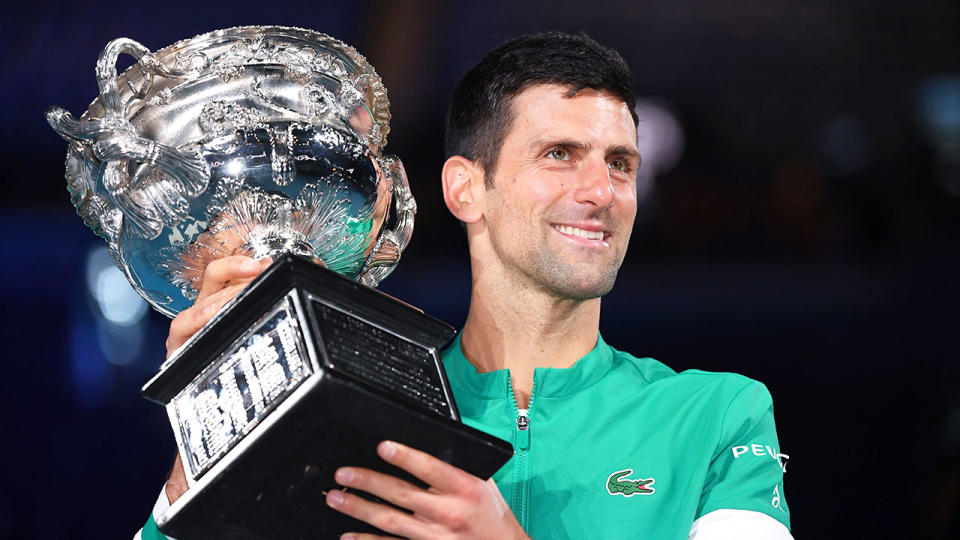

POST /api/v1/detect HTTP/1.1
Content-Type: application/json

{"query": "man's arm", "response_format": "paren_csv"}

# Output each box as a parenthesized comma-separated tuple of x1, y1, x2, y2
(693, 379, 793, 538)
(137, 256, 271, 538)
(326, 440, 528, 540)
(163, 455, 187, 512)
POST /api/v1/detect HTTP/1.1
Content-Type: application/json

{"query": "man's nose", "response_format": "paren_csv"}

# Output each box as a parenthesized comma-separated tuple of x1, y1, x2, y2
(574, 157, 615, 209)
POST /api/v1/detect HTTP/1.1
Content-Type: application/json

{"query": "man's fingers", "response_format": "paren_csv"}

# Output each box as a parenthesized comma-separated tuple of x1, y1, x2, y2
(193, 282, 250, 316)
(338, 534, 401, 540)
(333, 467, 442, 521)
(329, 444, 524, 539)
(325, 489, 425, 539)
(166, 256, 271, 357)
(166, 283, 249, 356)
(196, 256, 269, 300)
(375, 441, 473, 494)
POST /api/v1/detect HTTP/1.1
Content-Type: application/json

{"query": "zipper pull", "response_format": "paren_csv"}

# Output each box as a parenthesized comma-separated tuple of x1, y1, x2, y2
(515, 409, 530, 450)
(516, 409, 529, 430)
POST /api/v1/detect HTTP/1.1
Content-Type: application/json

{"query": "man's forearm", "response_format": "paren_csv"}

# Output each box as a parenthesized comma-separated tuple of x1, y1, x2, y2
(164, 453, 188, 504)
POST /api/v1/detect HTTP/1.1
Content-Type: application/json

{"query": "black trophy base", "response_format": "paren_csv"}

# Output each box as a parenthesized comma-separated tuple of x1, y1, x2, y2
(160, 372, 510, 539)
(142, 254, 513, 539)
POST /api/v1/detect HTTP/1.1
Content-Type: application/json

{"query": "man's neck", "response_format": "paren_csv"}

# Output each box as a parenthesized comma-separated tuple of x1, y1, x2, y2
(459, 275, 601, 408)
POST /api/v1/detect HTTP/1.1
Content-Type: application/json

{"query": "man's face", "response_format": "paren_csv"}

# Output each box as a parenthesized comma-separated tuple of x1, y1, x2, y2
(481, 84, 639, 300)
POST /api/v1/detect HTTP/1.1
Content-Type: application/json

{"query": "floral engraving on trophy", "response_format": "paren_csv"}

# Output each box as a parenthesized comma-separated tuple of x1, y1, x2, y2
(337, 78, 364, 110)
(301, 83, 338, 119)
(268, 127, 296, 187)
(174, 50, 211, 73)
(198, 101, 265, 137)
(147, 87, 175, 107)
(211, 36, 351, 83)
(367, 121, 383, 150)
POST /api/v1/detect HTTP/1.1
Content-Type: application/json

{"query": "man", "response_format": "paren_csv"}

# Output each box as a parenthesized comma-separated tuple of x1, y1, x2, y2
(140, 32, 792, 539)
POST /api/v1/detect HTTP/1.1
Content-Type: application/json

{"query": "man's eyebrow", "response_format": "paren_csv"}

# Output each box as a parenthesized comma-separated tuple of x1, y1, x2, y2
(528, 138, 590, 153)
(527, 139, 641, 165)
(606, 145, 641, 161)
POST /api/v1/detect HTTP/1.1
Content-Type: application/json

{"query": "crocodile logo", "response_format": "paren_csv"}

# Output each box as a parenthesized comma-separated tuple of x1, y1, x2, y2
(606, 469, 655, 496)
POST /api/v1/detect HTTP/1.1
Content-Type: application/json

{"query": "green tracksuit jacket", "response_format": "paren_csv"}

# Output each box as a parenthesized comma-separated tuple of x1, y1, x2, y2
(443, 333, 790, 539)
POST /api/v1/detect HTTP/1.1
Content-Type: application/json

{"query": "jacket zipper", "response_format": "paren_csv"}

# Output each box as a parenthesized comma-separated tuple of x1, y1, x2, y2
(507, 373, 540, 532)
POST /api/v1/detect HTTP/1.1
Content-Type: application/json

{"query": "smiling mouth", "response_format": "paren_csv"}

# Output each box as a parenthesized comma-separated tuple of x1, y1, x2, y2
(552, 224, 608, 242)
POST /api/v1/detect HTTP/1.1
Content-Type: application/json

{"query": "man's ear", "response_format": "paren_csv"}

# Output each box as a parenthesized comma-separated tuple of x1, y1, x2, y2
(441, 156, 485, 224)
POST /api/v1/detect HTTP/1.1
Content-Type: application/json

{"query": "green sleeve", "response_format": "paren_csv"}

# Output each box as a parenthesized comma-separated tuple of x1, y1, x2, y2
(140, 514, 169, 540)
(697, 380, 791, 530)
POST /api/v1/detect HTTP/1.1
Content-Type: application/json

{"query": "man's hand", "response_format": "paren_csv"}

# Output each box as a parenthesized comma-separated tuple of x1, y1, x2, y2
(326, 440, 528, 540)
(165, 255, 271, 358)
(163, 255, 272, 503)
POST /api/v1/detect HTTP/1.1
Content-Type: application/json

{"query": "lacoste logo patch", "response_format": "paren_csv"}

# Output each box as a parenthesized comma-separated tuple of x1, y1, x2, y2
(606, 469, 655, 496)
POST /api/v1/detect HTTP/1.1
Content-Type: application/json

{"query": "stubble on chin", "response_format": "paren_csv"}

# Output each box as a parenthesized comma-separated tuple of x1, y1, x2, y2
(527, 249, 622, 302)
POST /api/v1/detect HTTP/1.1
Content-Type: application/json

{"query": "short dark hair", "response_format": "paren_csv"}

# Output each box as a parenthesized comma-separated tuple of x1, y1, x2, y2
(445, 32, 637, 186)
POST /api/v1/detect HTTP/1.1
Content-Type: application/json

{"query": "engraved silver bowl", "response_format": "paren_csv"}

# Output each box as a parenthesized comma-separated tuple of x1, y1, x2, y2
(47, 26, 414, 317)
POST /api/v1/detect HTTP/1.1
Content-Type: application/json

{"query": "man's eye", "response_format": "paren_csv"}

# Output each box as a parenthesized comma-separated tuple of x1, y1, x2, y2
(546, 148, 568, 160)
(608, 159, 628, 172)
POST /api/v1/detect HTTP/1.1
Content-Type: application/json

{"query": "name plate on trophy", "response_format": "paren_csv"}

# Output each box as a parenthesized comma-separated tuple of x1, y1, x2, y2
(172, 296, 312, 479)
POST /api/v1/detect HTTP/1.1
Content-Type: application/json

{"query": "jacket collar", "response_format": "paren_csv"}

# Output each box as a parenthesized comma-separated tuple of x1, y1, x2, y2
(442, 332, 616, 399)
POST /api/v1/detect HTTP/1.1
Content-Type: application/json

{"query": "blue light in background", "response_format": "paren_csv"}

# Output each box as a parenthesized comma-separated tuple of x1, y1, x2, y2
(69, 246, 153, 405)
(919, 76, 960, 138)
(918, 75, 960, 195)
(85, 248, 148, 328)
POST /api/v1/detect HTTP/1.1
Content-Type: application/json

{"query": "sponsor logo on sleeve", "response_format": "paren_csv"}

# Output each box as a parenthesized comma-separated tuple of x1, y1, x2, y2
(730, 443, 789, 473)
(606, 469, 656, 496)
(772, 484, 785, 512)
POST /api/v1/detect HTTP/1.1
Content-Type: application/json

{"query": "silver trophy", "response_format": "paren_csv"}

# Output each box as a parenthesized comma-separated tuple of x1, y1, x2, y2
(48, 27, 511, 539)
(47, 25, 411, 317)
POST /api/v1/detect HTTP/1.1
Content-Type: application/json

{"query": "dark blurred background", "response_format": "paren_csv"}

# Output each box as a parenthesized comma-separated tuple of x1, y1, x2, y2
(2, 0, 958, 538)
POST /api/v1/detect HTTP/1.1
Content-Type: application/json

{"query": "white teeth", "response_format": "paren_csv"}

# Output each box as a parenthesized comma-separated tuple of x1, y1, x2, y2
(555, 224, 604, 241)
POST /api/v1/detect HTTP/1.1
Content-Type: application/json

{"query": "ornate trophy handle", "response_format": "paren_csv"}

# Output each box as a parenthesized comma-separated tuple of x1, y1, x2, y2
(96, 38, 191, 116)
(96, 38, 152, 115)
(359, 155, 416, 286)
(46, 37, 208, 240)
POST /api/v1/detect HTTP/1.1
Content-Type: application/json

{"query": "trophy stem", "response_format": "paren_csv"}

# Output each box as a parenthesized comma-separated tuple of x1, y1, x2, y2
(241, 235, 316, 263)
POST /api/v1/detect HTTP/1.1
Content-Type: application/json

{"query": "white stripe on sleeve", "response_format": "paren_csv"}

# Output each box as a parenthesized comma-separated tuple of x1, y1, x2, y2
(689, 509, 793, 540)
